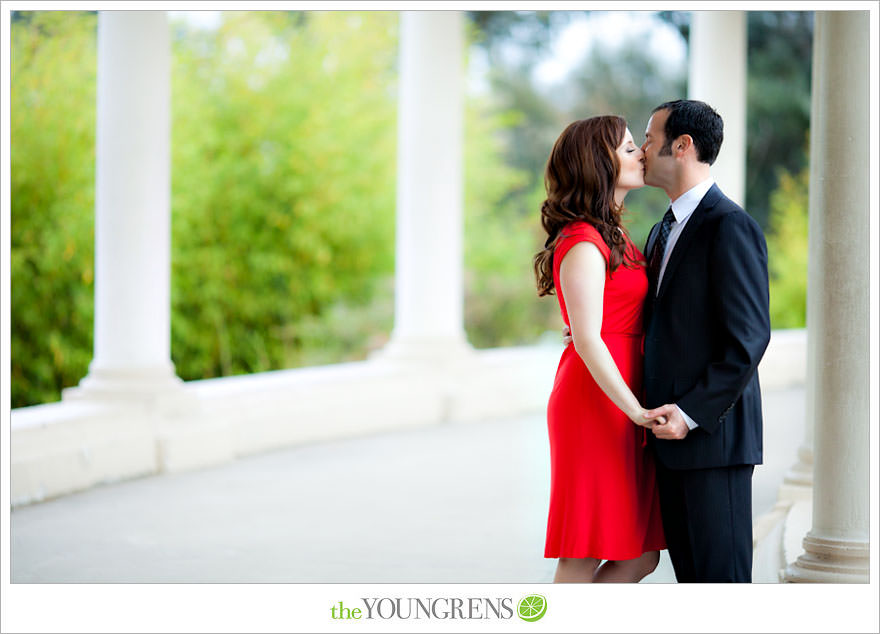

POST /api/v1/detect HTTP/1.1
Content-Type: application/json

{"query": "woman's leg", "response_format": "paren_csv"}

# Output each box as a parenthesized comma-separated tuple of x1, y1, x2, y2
(554, 557, 601, 583)
(592, 550, 660, 583)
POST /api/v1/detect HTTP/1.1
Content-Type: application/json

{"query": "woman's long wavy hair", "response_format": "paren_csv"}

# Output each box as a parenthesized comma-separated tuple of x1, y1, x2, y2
(533, 115, 642, 297)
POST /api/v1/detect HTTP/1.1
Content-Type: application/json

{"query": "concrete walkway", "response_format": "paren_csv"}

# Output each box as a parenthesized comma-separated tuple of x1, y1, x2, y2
(11, 386, 804, 583)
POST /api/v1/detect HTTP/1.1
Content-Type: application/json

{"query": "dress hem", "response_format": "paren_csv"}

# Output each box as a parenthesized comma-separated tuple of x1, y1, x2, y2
(544, 543, 667, 562)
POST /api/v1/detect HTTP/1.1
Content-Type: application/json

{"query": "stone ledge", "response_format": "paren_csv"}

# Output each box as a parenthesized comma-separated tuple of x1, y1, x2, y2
(10, 332, 806, 507)
(11, 402, 157, 506)
(10, 345, 561, 506)
(759, 329, 807, 390)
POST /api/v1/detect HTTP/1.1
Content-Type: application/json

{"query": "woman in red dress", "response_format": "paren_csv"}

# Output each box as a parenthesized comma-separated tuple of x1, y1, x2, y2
(534, 116, 666, 582)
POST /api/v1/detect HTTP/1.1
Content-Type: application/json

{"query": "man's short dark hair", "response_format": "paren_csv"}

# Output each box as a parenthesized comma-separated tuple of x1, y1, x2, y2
(652, 99, 724, 165)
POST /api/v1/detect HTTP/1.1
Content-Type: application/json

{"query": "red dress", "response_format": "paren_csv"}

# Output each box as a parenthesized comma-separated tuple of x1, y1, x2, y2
(544, 221, 666, 560)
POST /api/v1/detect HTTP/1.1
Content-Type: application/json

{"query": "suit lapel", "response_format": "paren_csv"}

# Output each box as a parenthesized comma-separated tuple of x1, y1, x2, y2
(656, 184, 723, 300)
(645, 222, 661, 261)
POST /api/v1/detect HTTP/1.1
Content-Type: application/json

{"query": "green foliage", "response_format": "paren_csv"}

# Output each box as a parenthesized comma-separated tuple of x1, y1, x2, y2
(10, 12, 97, 408)
(658, 10, 813, 231)
(745, 12, 813, 231)
(563, 31, 687, 247)
(10, 10, 814, 407)
(10, 11, 538, 406)
(463, 98, 559, 346)
(471, 10, 812, 336)
(169, 11, 399, 380)
(467, 10, 571, 61)
(470, 13, 687, 253)
(765, 163, 808, 329)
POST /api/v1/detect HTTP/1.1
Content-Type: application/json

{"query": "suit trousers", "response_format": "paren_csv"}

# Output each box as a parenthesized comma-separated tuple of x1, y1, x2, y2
(655, 462, 754, 582)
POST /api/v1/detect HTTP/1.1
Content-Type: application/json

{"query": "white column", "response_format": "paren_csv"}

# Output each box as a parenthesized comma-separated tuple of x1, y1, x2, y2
(777, 340, 814, 500)
(379, 11, 471, 362)
(779, 325, 814, 502)
(784, 11, 870, 583)
(64, 11, 183, 405)
(688, 11, 747, 206)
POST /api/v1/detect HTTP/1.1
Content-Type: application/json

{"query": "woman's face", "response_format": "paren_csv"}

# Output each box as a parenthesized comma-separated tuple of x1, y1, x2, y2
(615, 128, 645, 196)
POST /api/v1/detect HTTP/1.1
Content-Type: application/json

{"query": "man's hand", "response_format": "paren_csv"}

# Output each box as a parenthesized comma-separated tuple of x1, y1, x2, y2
(644, 404, 689, 440)
(634, 411, 667, 428)
(562, 324, 573, 347)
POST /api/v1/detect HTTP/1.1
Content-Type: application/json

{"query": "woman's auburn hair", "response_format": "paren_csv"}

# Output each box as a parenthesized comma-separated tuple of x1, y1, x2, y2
(533, 115, 642, 297)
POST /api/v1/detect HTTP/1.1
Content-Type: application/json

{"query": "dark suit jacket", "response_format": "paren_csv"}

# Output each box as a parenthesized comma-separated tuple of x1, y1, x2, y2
(643, 183, 771, 470)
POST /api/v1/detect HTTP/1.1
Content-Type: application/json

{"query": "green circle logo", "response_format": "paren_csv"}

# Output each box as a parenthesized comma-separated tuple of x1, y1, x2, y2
(517, 594, 547, 622)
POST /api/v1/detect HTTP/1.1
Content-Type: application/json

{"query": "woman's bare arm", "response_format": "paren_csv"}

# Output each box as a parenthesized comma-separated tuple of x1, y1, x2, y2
(560, 241, 657, 428)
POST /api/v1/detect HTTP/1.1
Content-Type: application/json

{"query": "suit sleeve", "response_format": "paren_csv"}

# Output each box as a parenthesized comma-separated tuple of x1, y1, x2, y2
(676, 211, 771, 434)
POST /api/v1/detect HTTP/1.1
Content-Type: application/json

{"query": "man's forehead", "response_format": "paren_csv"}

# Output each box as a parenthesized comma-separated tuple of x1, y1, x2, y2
(646, 111, 666, 134)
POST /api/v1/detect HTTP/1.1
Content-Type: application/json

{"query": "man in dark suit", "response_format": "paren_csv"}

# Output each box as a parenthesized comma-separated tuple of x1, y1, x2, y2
(640, 100, 771, 582)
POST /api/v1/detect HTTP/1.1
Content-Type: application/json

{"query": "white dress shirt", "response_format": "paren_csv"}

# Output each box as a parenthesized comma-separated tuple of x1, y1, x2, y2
(656, 177, 716, 289)
(658, 177, 715, 431)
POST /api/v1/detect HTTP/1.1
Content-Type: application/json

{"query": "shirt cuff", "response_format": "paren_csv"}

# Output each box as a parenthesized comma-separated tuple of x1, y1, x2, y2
(677, 405, 699, 430)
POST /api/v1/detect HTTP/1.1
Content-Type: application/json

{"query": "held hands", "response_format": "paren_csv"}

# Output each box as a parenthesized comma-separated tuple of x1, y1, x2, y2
(632, 409, 666, 429)
(643, 404, 689, 440)
(562, 325, 670, 431)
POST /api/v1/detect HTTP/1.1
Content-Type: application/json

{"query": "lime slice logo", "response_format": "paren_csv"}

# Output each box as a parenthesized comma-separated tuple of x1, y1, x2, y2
(517, 594, 547, 622)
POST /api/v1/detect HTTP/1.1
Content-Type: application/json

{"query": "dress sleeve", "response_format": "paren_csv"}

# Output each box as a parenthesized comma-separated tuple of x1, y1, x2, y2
(554, 222, 611, 270)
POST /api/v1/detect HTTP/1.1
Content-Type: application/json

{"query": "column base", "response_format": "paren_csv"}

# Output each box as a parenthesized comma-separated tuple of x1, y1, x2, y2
(371, 334, 474, 365)
(783, 532, 870, 583)
(63, 360, 194, 414)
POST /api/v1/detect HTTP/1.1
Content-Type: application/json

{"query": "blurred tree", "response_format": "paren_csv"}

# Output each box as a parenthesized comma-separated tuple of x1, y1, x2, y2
(457, 11, 689, 349)
(656, 10, 689, 40)
(466, 11, 687, 249)
(463, 12, 577, 345)
(10, 11, 97, 408)
(745, 11, 813, 230)
(10, 10, 814, 407)
(463, 96, 559, 347)
(657, 10, 813, 230)
(169, 11, 400, 379)
(11, 10, 536, 405)
(560, 29, 687, 246)
(765, 160, 808, 329)
(467, 10, 571, 64)
(465, 11, 572, 207)
(468, 9, 812, 341)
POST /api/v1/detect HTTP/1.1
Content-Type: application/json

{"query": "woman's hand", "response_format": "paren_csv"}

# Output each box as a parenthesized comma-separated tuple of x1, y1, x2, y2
(631, 408, 667, 428)
(566, 312, 664, 430)
(561, 241, 660, 433)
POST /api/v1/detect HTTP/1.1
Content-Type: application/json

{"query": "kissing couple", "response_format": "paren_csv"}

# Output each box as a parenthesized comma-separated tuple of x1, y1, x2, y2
(536, 99, 770, 583)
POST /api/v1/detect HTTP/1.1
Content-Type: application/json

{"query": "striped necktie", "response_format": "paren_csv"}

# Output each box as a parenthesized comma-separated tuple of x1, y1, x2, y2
(648, 207, 676, 289)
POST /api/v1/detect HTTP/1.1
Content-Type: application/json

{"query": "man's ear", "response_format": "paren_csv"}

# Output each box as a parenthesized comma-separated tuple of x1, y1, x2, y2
(674, 134, 694, 157)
